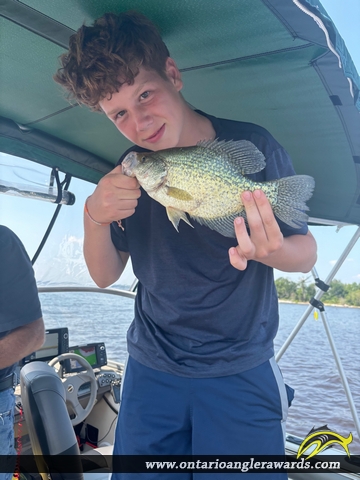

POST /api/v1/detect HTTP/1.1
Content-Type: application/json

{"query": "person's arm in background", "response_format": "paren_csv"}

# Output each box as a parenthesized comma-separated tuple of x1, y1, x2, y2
(0, 317, 45, 369)
(0, 226, 44, 367)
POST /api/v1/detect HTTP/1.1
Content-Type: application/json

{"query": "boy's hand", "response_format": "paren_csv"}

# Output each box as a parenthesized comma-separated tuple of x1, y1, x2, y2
(86, 165, 141, 224)
(229, 190, 284, 270)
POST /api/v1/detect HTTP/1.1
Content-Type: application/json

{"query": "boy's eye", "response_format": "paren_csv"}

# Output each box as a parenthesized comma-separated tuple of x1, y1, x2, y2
(115, 110, 126, 121)
(140, 91, 150, 100)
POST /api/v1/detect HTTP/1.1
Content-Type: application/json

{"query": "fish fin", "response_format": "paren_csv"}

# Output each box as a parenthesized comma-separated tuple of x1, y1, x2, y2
(274, 175, 315, 228)
(166, 207, 193, 231)
(166, 186, 193, 201)
(191, 211, 247, 238)
(308, 425, 329, 435)
(197, 138, 266, 174)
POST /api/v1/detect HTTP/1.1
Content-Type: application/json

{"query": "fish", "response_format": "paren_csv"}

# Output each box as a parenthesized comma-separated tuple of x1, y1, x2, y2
(122, 139, 315, 238)
(296, 425, 353, 459)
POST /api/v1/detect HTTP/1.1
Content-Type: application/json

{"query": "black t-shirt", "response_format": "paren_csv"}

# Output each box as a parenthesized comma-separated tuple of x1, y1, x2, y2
(0, 226, 42, 381)
(111, 112, 308, 377)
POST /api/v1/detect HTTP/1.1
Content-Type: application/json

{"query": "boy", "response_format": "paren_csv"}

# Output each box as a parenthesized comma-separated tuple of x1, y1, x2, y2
(55, 11, 317, 479)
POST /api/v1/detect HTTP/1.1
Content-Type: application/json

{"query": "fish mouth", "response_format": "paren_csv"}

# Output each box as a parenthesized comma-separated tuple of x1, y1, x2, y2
(122, 151, 138, 177)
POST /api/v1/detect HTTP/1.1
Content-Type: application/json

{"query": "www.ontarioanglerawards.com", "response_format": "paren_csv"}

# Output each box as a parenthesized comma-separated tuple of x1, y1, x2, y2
(143, 457, 341, 473)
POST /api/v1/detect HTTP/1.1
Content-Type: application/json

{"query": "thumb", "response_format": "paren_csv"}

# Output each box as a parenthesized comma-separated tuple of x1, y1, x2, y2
(112, 164, 123, 174)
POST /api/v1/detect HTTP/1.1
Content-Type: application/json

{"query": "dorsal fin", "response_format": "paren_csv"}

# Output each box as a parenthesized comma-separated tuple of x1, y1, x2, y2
(196, 138, 266, 174)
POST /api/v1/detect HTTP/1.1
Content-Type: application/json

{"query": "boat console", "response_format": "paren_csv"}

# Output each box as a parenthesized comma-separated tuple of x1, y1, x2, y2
(19, 328, 107, 372)
(13, 328, 122, 457)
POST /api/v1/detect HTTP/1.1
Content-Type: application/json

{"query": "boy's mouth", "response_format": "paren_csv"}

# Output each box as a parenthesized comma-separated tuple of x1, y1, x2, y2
(144, 124, 165, 143)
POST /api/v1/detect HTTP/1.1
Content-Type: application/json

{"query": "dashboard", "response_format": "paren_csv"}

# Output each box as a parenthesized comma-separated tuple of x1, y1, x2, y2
(19, 327, 108, 372)
(12, 327, 122, 455)
(15, 327, 121, 420)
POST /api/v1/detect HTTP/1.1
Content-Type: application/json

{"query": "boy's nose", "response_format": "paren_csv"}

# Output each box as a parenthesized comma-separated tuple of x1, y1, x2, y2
(134, 109, 153, 131)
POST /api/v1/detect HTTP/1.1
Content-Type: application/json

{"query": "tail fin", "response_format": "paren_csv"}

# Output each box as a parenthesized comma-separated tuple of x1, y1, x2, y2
(274, 175, 315, 228)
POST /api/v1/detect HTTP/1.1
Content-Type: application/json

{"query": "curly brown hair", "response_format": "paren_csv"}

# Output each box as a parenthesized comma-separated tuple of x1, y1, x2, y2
(54, 11, 170, 111)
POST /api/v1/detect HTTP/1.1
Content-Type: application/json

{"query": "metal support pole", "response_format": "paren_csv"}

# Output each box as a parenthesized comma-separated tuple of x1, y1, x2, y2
(276, 225, 360, 361)
(318, 307, 360, 440)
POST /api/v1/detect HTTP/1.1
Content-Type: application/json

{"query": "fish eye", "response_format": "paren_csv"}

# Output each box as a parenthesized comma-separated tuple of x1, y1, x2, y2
(141, 156, 146, 163)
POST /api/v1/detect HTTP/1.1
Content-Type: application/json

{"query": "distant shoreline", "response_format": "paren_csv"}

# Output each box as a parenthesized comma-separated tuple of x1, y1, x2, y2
(278, 300, 360, 309)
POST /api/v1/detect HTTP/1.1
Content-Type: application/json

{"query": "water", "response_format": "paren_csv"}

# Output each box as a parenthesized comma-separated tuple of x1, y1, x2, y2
(39, 291, 134, 365)
(275, 303, 360, 453)
(39, 292, 360, 453)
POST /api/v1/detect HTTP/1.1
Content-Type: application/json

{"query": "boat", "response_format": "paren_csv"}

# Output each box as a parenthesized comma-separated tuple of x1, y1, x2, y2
(0, 0, 359, 478)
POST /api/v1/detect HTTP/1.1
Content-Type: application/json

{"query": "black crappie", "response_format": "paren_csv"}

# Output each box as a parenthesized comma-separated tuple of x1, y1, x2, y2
(122, 139, 315, 238)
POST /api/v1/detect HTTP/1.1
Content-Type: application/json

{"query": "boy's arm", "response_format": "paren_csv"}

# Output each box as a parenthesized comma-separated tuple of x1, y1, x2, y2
(229, 190, 317, 272)
(83, 218, 129, 288)
(83, 165, 140, 288)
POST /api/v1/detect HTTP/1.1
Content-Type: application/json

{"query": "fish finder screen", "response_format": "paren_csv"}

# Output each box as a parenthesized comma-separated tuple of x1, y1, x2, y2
(65, 342, 107, 373)
(34, 332, 59, 359)
(69, 345, 97, 370)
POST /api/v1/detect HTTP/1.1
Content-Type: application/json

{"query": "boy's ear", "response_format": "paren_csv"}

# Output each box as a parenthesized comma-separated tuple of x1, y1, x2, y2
(165, 57, 183, 91)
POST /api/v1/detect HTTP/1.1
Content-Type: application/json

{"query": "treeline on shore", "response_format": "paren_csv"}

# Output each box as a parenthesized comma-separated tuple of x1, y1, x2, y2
(275, 278, 360, 307)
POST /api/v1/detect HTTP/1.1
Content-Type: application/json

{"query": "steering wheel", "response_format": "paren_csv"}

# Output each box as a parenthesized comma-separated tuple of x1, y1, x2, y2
(48, 353, 98, 426)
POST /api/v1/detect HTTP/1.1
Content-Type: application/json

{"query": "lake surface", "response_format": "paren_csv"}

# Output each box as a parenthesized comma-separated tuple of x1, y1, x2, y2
(39, 292, 360, 453)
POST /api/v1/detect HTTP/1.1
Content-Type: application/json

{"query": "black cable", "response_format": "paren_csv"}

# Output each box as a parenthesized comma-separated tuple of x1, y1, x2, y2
(31, 172, 72, 265)
(103, 392, 119, 415)
(97, 414, 118, 444)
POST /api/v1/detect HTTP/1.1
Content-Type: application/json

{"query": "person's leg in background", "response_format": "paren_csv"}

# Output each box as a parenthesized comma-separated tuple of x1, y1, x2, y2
(0, 388, 16, 480)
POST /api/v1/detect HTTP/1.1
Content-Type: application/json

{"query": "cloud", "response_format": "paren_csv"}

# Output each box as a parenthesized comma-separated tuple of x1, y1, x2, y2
(67, 235, 83, 244)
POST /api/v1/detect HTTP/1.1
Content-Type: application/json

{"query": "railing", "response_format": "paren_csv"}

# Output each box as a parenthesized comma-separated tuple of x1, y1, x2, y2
(38, 285, 136, 299)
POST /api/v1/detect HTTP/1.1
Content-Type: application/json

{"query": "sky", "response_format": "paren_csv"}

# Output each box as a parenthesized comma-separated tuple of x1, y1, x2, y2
(0, 0, 359, 287)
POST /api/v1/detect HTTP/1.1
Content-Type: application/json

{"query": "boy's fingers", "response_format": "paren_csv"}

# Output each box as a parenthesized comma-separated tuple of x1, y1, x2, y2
(241, 191, 264, 233)
(251, 190, 283, 246)
(241, 190, 279, 243)
(229, 246, 248, 271)
(232, 217, 257, 267)
(114, 173, 140, 189)
(234, 217, 253, 257)
(112, 165, 123, 174)
(101, 167, 140, 190)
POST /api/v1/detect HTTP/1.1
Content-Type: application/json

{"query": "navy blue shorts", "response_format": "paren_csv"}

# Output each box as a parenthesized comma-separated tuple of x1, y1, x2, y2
(112, 356, 292, 479)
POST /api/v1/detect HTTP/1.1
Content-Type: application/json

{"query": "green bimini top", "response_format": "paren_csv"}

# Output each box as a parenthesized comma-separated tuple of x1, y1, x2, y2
(0, 0, 359, 225)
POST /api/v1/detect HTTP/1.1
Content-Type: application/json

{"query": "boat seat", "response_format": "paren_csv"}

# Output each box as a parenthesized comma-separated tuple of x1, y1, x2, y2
(20, 361, 113, 480)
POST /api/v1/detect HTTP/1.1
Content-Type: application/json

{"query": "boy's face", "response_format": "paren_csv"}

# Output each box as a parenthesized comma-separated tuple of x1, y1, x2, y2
(99, 59, 185, 151)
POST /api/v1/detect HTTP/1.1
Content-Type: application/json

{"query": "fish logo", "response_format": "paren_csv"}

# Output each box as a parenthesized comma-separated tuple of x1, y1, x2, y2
(297, 425, 353, 459)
